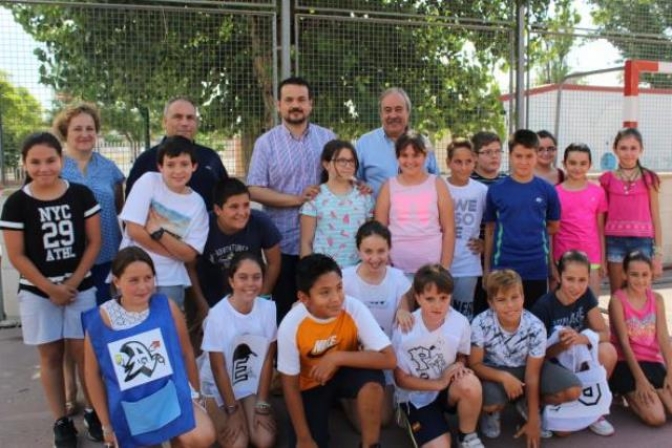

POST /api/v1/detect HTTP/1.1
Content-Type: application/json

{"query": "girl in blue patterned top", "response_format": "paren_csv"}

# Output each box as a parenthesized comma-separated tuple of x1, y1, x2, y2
(300, 139, 374, 267)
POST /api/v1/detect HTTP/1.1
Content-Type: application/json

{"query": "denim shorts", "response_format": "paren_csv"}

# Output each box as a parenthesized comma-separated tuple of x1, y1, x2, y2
(605, 236, 653, 263)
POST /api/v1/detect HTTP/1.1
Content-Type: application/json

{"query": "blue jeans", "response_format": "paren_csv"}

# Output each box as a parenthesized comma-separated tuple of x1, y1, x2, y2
(605, 236, 653, 263)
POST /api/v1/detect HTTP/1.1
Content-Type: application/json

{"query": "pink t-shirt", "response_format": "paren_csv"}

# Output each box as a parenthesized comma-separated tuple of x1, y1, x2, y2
(388, 174, 442, 274)
(553, 182, 607, 264)
(599, 171, 655, 238)
(610, 288, 663, 363)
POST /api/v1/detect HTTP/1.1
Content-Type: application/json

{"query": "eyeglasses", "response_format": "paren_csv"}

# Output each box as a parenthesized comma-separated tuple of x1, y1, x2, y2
(538, 146, 557, 153)
(332, 158, 356, 167)
(477, 149, 503, 157)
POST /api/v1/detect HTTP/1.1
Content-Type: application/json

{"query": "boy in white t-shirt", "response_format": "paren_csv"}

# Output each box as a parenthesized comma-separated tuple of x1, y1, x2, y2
(119, 136, 208, 309)
(277, 253, 396, 448)
(393, 264, 484, 448)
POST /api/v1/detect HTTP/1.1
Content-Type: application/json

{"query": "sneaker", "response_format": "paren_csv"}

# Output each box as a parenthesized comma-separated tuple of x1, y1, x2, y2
(459, 432, 485, 448)
(480, 411, 501, 438)
(540, 422, 553, 439)
(83, 409, 103, 442)
(589, 416, 615, 436)
(515, 400, 552, 439)
(53, 417, 78, 448)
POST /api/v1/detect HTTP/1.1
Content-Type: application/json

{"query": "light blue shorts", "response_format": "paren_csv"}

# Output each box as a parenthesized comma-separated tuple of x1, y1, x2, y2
(19, 287, 96, 345)
(156, 285, 186, 310)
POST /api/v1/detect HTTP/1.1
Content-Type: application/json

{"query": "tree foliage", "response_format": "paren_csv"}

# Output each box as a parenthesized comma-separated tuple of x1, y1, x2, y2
(7, 0, 562, 161)
(589, 0, 672, 86)
(0, 71, 44, 168)
(529, 0, 581, 85)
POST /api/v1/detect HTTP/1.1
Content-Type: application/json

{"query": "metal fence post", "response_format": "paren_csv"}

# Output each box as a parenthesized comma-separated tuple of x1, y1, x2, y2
(281, 0, 291, 78)
(515, 0, 526, 130)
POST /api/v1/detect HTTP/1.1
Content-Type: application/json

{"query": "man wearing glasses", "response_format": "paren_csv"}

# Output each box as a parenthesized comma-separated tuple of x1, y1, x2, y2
(355, 87, 439, 197)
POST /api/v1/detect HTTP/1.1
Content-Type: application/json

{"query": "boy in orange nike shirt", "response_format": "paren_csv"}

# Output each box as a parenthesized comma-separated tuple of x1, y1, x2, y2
(278, 253, 396, 448)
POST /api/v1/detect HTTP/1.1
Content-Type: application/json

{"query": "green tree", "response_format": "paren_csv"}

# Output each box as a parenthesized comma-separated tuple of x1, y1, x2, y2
(7, 0, 559, 165)
(529, 0, 581, 85)
(0, 71, 45, 170)
(589, 0, 672, 86)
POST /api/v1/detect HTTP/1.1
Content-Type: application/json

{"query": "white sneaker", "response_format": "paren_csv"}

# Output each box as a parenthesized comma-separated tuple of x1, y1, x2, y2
(459, 433, 485, 448)
(480, 411, 501, 438)
(589, 416, 615, 436)
(540, 423, 553, 439)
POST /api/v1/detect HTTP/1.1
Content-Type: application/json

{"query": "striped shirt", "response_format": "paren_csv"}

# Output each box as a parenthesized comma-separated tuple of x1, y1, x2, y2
(247, 123, 336, 254)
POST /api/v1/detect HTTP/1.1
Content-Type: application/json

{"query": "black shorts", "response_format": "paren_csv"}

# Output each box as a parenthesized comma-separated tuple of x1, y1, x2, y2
(287, 367, 385, 448)
(609, 360, 667, 394)
(399, 389, 455, 446)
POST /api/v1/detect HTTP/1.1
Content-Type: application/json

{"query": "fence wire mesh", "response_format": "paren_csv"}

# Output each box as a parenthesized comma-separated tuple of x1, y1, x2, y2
(0, 0, 276, 181)
(294, 14, 514, 173)
(2, 0, 672, 182)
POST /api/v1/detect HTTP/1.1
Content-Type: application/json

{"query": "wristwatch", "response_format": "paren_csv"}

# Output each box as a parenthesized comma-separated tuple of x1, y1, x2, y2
(150, 228, 165, 240)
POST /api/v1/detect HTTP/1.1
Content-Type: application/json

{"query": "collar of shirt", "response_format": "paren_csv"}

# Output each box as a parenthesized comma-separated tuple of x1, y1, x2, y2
(281, 122, 312, 141)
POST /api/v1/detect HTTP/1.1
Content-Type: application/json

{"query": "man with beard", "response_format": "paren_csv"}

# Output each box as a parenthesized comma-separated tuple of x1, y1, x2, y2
(247, 76, 336, 322)
(356, 87, 439, 198)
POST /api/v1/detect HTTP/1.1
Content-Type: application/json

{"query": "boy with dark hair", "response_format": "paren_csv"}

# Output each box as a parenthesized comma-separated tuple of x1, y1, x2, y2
(277, 253, 396, 448)
(120, 135, 208, 309)
(470, 131, 507, 316)
(471, 131, 507, 186)
(187, 177, 281, 311)
(483, 129, 561, 308)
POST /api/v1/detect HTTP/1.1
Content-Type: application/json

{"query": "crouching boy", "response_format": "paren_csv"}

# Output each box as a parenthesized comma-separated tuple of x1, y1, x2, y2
(393, 264, 484, 448)
(278, 254, 397, 448)
(469, 269, 582, 447)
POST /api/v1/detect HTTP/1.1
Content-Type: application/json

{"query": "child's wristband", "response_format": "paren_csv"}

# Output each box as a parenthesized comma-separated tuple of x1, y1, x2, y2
(653, 246, 663, 257)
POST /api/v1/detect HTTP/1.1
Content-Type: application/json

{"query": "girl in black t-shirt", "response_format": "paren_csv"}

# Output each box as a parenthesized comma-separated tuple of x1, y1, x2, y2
(0, 132, 101, 447)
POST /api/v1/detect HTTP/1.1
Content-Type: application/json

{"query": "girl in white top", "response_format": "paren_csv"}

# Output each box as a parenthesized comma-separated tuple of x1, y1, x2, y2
(342, 220, 412, 427)
(200, 252, 277, 448)
(445, 139, 487, 321)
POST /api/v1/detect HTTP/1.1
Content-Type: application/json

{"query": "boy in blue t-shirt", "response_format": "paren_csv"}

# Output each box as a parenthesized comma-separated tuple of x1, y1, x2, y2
(483, 129, 561, 308)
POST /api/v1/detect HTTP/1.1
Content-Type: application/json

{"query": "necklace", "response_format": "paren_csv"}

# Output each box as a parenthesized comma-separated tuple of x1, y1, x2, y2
(616, 165, 640, 195)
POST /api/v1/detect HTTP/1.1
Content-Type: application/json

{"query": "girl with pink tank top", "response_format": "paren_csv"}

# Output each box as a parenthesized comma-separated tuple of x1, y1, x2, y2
(608, 251, 672, 426)
(374, 132, 455, 276)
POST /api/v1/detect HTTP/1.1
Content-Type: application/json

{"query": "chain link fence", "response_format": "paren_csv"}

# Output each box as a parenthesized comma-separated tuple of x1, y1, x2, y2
(0, 0, 277, 182)
(525, 17, 672, 173)
(1, 0, 672, 182)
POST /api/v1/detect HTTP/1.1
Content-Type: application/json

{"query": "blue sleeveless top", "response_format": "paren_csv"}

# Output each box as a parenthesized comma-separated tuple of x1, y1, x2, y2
(83, 294, 194, 447)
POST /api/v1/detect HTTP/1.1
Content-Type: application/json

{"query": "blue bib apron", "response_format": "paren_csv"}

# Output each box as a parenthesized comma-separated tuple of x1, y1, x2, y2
(83, 294, 194, 447)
